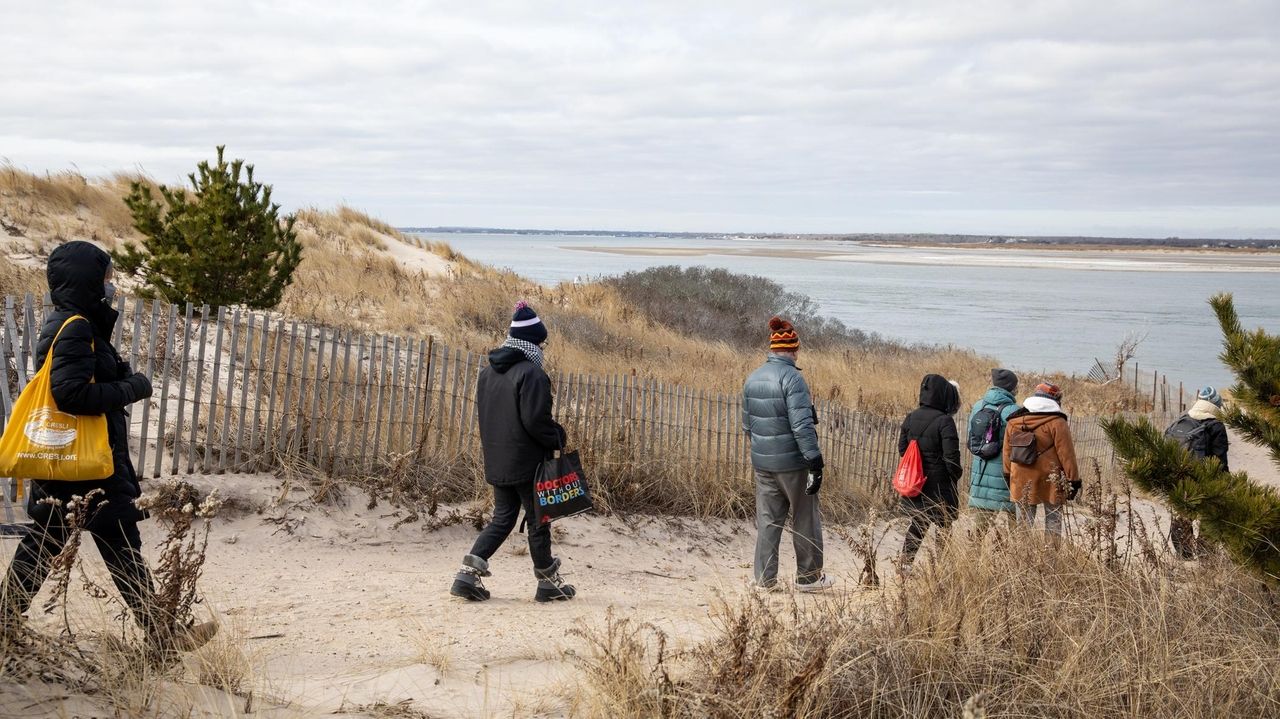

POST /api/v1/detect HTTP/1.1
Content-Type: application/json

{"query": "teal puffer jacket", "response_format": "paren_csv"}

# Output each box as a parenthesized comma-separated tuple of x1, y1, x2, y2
(742, 355, 821, 472)
(966, 387, 1019, 512)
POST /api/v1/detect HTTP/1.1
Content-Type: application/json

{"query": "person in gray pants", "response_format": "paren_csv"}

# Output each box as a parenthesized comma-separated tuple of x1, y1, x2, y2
(741, 317, 834, 592)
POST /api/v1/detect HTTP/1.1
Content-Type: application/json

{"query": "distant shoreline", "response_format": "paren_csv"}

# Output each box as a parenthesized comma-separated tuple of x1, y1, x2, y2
(566, 244, 1280, 273)
(405, 227, 1280, 252)
(861, 240, 1280, 254)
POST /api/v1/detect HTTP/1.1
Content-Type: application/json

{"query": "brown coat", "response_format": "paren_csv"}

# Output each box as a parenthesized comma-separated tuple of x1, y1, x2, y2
(1002, 409, 1079, 505)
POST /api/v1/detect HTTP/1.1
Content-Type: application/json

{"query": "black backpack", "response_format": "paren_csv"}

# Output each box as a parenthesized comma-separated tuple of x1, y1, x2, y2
(1165, 415, 1210, 457)
(968, 402, 1010, 460)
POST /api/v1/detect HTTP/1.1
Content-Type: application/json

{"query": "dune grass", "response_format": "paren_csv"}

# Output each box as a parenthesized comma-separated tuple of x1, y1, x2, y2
(571, 513, 1280, 718)
(0, 480, 260, 717)
(1, 163, 1139, 417)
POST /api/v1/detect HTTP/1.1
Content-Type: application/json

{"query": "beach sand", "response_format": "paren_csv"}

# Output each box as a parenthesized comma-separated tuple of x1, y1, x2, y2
(2, 434, 1274, 717)
(0, 474, 874, 718)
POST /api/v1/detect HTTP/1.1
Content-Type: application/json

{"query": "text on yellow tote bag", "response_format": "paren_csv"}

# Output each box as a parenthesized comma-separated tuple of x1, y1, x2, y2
(0, 315, 114, 481)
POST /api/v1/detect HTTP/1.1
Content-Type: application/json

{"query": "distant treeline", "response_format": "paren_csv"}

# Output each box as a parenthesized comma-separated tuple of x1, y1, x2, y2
(403, 227, 1279, 249)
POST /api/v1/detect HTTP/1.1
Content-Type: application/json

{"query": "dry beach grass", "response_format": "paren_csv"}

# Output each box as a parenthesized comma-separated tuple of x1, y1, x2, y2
(573, 522, 1280, 718)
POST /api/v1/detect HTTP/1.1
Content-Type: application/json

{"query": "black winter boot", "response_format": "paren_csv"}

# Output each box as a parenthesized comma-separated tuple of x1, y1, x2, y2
(450, 554, 492, 601)
(0, 610, 25, 647)
(533, 558, 576, 603)
(147, 620, 220, 668)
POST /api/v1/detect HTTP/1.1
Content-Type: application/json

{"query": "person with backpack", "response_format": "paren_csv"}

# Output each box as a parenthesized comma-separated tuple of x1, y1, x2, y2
(450, 302, 576, 603)
(0, 241, 216, 653)
(897, 374, 964, 566)
(1163, 386, 1230, 558)
(1002, 382, 1080, 536)
(966, 369, 1020, 529)
(742, 317, 833, 592)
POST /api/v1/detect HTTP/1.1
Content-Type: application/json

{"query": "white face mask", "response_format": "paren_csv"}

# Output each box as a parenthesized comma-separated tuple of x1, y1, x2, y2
(104, 281, 117, 303)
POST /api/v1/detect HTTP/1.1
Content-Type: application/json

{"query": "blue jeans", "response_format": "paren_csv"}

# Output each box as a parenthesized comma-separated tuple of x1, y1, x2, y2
(1017, 502, 1063, 536)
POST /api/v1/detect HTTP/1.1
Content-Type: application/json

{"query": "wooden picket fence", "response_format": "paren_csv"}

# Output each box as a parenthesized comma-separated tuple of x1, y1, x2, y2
(2, 294, 1125, 520)
(1119, 363, 1199, 427)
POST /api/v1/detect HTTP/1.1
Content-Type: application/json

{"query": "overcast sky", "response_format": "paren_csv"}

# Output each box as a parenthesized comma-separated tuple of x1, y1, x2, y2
(2, 1, 1278, 237)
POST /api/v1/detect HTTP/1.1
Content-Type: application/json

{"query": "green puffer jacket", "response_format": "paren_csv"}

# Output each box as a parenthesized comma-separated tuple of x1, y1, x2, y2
(741, 355, 821, 472)
(966, 387, 1019, 512)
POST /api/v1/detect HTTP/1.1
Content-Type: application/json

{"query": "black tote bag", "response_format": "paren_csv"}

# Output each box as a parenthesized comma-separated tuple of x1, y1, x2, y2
(533, 450, 594, 525)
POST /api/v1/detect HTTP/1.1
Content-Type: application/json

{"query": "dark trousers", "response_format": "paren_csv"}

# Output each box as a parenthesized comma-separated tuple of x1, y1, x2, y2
(2, 497, 157, 630)
(901, 497, 957, 562)
(469, 483, 553, 570)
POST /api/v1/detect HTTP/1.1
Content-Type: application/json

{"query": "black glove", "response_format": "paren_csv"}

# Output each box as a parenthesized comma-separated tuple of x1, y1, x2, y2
(805, 467, 824, 496)
(116, 360, 134, 380)
(1067, 479, 1082, 501)
(805, 455, 825, 495)
(124, 372, 153, 402)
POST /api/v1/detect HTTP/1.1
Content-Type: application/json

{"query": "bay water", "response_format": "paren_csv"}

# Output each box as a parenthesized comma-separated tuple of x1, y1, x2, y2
(410, 232, 1279, 390)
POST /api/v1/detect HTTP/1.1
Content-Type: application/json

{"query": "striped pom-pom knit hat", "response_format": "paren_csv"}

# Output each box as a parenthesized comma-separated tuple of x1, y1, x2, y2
(1033, 382, 1063, 401)
(508, 301, 548, 345)
(768, 317, 800, 352)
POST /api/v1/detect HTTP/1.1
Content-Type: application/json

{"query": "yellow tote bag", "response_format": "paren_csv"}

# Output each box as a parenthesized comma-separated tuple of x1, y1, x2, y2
(0, 315, 114, 481)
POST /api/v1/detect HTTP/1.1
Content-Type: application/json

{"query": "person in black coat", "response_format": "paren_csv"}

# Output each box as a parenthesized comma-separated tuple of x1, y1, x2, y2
(450, 302, 576, 603)
(1166, 385, 1232, 558)
(897, 374, 964, 566)
(1, 241, 214, 651)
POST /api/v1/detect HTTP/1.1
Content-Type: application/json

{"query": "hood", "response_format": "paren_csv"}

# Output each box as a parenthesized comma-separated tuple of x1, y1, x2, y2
(919, 374, 960, 414)
(48, 241, 111, 312)
(1007, 410, 1065, 432)
(1023, 396, 1063, 414)
(47, 241, 117, 337)
(487, 346, 527, 374)
(1188, 399, 1221, 421)
(981, 386, 1017, 407)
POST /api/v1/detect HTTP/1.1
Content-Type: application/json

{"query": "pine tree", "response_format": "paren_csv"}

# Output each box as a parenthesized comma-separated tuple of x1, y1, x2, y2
(1211, 292, 1280, 469)
(1102, 293, 1280, 578)
(113, 146, 302, 309)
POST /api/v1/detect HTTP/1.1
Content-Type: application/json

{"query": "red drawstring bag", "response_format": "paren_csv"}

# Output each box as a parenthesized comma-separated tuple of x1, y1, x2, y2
(893, 440, 926, 498)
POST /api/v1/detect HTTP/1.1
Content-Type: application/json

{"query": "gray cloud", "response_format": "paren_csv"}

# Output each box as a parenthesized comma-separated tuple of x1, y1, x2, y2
(2, 0, 1278, 236)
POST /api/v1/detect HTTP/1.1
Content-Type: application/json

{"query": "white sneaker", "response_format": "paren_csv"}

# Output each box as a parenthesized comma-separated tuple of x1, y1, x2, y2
(751, 579, 782, 594)
(794, 574, 836, 593)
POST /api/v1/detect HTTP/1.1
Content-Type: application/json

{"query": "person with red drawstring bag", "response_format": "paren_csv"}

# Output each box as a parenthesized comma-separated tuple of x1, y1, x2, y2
(893, 440, 926, 498)
(895, 375, 964, 568)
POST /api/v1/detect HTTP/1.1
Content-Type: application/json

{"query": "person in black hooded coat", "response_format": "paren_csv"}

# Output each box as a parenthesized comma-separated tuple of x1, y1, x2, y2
(449, 302, 576, 604)
(897, 374, 964, 565)
(1, 241, 214, 651)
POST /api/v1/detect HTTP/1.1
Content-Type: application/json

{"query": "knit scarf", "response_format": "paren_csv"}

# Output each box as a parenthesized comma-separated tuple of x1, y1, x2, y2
(502, 337, 544, 369)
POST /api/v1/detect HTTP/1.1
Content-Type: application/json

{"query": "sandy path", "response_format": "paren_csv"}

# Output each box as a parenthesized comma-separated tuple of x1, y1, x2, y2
(10, 434, 1275, 717)
(1229, 429, 1278, 487)
(3, 474, 871, 718)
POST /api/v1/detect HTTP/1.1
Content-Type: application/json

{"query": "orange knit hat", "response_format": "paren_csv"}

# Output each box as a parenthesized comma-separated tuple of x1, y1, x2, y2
(1033, 382, 1063, 401)
(769, 317, 800, 351)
